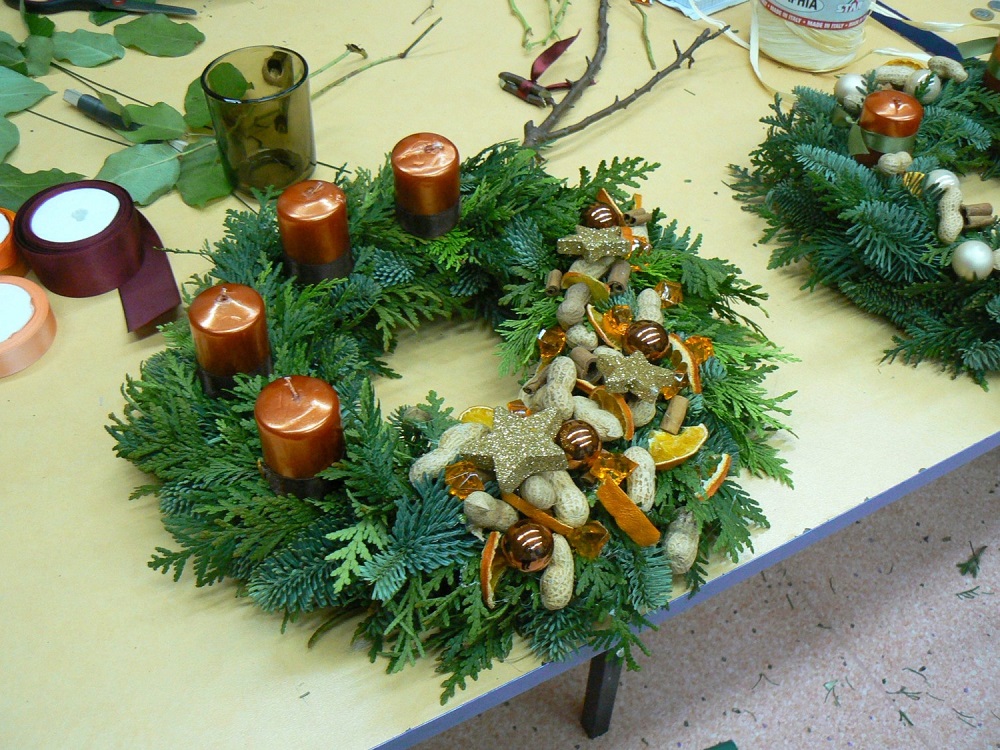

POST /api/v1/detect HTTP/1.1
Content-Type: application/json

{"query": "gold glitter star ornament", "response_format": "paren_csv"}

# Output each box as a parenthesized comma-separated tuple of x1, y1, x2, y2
(556, 226, 631, 264)
(598, 349, 677, 402)
(463, 407, 570, 492)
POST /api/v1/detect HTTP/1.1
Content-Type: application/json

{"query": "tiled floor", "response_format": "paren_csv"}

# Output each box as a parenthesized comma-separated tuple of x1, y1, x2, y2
(415, 447, 1000, 750)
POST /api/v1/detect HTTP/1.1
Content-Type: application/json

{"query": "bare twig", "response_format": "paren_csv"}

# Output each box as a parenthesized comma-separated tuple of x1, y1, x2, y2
(523, 0, 612, 149)
(521, 0, 727, 151)
(310, 45, 367, 79)
(312, 18, 442, 100)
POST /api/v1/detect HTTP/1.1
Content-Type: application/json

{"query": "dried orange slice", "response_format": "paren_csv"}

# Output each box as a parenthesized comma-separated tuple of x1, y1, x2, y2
(563, 271, 610, 303)
(699, 453, 732, 501)
(586, 304, 624, 349)
(480, 531, 507, 609)
(574, 378, 597, 396)
(501, 492, 576, 537)
(668, 333, 702, 393)
(647, 423, 708, 470)
(595, 478, 661, 547)
(589, 386, 635, 441)
(459, 405, 494, 428)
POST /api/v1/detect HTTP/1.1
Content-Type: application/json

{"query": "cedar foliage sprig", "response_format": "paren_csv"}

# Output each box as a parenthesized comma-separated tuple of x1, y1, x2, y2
(107, 141, 792, 701)
(732, 61, 1000, 385)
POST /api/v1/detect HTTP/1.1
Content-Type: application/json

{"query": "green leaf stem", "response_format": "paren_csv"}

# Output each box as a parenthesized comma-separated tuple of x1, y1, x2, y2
(95, 142, 180, 204)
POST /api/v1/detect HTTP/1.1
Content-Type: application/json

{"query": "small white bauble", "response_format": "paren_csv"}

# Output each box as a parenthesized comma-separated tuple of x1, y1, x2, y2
(951, 240, 995, 281)
(834, 73, 866, 103)
(904, 69, 942, 104)
(924, 168, 960, 193)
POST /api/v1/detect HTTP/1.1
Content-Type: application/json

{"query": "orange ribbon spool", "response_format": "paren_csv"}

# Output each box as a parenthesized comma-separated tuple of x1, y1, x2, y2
(0, 275, 57, 377)
(0, 207, 27, 276)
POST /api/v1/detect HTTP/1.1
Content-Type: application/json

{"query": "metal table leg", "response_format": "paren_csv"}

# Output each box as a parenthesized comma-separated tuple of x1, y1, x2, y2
(580, 650, 623, 738)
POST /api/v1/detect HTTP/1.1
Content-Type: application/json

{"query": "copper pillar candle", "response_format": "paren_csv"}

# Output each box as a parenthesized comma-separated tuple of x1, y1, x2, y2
(254, 375, 343, 498)
(188, 283, 272, 397)
(391, 132, 460, 238)
(854, 90, 923, 166)
(276, 180, 353, 283)
(985, 36, 1000, 93)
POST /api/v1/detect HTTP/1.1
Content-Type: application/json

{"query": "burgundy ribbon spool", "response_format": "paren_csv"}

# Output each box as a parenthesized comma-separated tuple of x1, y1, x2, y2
(13, 180, 181, 332)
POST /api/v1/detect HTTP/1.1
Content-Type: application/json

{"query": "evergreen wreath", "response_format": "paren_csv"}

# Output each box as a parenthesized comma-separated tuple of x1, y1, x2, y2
(731, 59, 1000, 386)
(107, 142, 793, 702)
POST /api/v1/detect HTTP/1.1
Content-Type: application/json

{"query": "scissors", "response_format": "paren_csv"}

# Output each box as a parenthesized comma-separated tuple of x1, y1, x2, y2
(4, 0, 196, 16)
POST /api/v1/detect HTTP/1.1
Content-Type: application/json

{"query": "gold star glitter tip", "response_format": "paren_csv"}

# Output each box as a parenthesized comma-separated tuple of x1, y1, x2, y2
(556, 226, 631, 264)
(463, 407, 569, 493)
(598, 350, 677, 402)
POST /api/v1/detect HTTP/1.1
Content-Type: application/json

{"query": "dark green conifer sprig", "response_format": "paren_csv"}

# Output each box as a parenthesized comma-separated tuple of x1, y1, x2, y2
(733, 61, 1000, 384)
(108, 142, 792, 701)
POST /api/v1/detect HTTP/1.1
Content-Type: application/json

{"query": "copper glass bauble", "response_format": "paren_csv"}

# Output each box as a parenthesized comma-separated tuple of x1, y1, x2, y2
(500, 520, 554, 572)
(556, 418, 602, 469)
(581, 203, 619, 228)
(623, 320, 670, 361)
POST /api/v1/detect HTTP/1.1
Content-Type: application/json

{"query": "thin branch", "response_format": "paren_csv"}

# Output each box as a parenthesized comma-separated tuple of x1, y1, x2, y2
(310, 45, 367, 79)
(523, 0, 612, 149)
(311, 18, 443, 100)
(521, 9, 728, 151)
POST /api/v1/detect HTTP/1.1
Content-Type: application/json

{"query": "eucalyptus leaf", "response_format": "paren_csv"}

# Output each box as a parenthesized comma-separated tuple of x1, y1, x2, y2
(205, 62, 251, 100)
(119, 101, 187, 143)
(98, 92, 126, 120)
(95, 142, 180, 205)
(182, 76, 211, 129)
(0, 164, 85, 211)
(21, 35, 54, 77)
(0, 31, 17, 48)
(0, 42, 26, 73)
(0, 67, 53, 116)
(90, 0, 155, 26)
(0, 118, 19, 162)
(113, 14, 204, 58)
(177, 141, 232, 206)
(52, 29, 126, 67)
(24, 12, 55, 39)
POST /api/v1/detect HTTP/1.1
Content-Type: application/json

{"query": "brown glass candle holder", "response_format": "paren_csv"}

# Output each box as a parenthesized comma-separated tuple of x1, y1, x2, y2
(201, 46, 316, 194)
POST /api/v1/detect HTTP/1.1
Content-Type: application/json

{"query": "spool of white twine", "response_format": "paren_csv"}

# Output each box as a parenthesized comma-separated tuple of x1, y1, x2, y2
(752, 0, 874, 72)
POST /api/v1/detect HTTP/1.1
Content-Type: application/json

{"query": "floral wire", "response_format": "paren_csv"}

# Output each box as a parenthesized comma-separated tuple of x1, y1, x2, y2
(51, 62, 150, 106)
(24, 108, 131, 147)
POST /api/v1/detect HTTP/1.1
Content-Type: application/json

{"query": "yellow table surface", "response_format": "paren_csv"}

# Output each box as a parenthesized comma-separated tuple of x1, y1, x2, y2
(3, 1, 998, 748)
